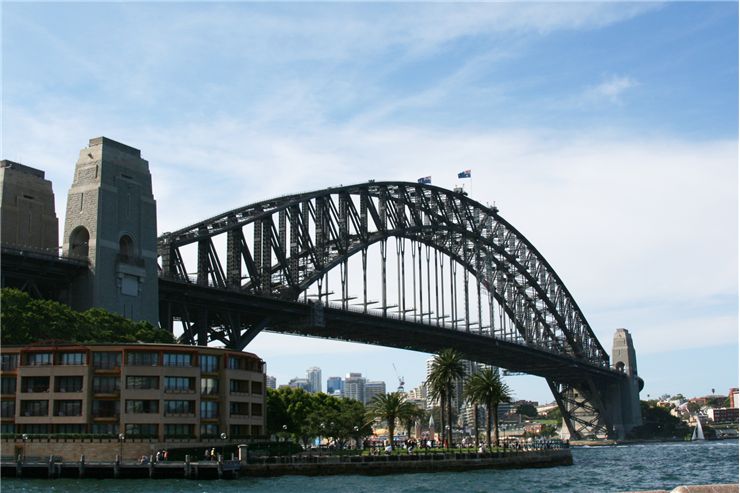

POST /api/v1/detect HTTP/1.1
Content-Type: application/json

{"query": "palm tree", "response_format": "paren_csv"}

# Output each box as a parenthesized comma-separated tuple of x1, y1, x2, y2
(464, 367, 512, 449)
(463, 383, 481, 449)
(427, 348, 465, 448)
(367, 392, 406, 450)
(399, 401, 426, 441)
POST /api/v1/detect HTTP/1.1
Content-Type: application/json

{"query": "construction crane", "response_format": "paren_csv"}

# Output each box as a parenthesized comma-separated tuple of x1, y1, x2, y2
(392, 363, 405, 393)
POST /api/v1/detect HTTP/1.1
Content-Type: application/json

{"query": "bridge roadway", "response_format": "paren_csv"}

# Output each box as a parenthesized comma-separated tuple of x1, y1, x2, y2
(159, 278, 624, 386)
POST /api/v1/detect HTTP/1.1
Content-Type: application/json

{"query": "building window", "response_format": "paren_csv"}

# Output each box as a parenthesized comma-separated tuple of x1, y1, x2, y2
(229, 402, 249, 416)
(126, 376, 158, 390)
(21, 424, 49, 434)
(200, 401, 219, 419)
(55, 424, 86, 434)
(163, 353, 192, 367)
(251, 381, 263, 395)
(92, 376, 120, 393)
(0, 423, 16, 435)
(251, 402, 263, 417)
(229, 379, 250, 394)
(58, 352, 85, 365)
(119, 234, 135, 258)
(200, 355, 219, 373)
(164, 423, 194, 438)
(1, 401, 15, 418)
(92, 423, 117, 435)
(69, 226, 90, 258)
(126, 400, 159, 414)
(251, 425, 263, 436)
(54, 400, 82, 417)
(25, 353, 52, 366)
(21, 376, 50, 393)
(125, 423, 158, 438)
(164, 376, 195, 393)
(127, 351, 159, 366)
(229, 424, 250, 437)
(227, 356, 245, 370)
(200, 423, 219, 438)
(201, 378, 219, 396)
(1, 376, 16, 394)
(55, 376, 83, 393)
(92, 400, 119, 418)
(164, 400, 195, 416)
(92, 352, 121, 370)
(21, 400, 48, 417)
(1, 354, 18, 371)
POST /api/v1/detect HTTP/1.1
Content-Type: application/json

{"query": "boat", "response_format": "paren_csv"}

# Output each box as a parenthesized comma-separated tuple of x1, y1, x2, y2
(691, 416, 705, 441)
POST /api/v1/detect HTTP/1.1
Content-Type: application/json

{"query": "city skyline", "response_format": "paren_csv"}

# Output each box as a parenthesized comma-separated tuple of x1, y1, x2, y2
(3, 3, 737, 404)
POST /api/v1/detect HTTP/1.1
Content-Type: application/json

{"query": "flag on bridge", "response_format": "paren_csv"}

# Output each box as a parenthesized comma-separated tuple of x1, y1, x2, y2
(457, 169, 471, 179)
(417, 176, 432, 184)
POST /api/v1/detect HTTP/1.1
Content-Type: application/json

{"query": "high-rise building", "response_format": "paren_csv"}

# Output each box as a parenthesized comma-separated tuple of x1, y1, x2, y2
(343, 373, 366, 403)
(266, 375, 277, 390)
(306, 367, 322, 393)
(288, 378, 311, 392)
(364, 381, 386, 404)
(327, 376, 343, 395)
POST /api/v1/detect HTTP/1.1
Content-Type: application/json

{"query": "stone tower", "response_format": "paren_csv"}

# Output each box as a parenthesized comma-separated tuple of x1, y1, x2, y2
(62, 137, 158, 326)
(0, 160, 58, 251)
(609, 328, 643, 438)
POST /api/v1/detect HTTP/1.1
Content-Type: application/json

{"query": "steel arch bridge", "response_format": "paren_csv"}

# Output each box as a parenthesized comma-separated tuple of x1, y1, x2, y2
(157, 181, 639, 439)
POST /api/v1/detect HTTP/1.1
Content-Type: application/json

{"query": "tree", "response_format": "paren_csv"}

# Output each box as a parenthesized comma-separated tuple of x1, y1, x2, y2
(366, 392, 406, 450)
(427, 348, 465, 448)
(399, 401, 425, 441)
(516, 403, 538, 418)
(464, 367, 512, 448)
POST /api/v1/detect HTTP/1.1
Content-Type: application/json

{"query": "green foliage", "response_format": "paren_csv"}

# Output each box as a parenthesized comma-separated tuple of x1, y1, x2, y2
(516, 403, 538, 418)
(464, 367, 512, 448)
(427, 348, 465, 447)
(545, 407, 562, 421)
(366, 392, 407, 449)
(0, 288, 174, 345)
(266, 387, 372, 450)
(628, 401, 690, 439)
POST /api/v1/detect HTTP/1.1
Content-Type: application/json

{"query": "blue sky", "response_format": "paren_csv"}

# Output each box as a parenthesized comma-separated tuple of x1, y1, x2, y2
(3, 2, 738, 403)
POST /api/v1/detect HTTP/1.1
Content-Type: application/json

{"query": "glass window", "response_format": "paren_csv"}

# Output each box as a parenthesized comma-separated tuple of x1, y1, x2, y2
(1, 376, 16, 394)
(21, 400, 48, 416)
(21, 376, 49, 393)
(25, 353, 52, 366)
(251, 402, 263, 417)
(21, 424, 49, 434)
(127, 351, 158, 366)
(55, 424, 86, 434)
(200, 401, 219, 419)
(0, 423, 16, 435)
(92, 376, 120, 393)
(126, 400, 159, 414)
(58, 352, 85, 365)
(229, 379, 249, 394)
(126, 376, 159, 390)
(164, 376, 194, 393)
(163, 353, 192, 367)
(227, 356, 244, 370)
(125, 423, 158, 438)
(92, 423, 117, 435)
(164, 400, 195, 415)
(201, 378, 218, 396)
(229, 424, 250, 437)
(251, 381, 263, 395)
(54, 400, 82, 416)
(200, 355, 219, 373)
(1, 401, 15, 418)
(55, 376, 83, 393)
(229, 402, 249, 416)
(92, 400, 119, 418)
(164, 423, 194, 438)
(200, 423, 219, 438)
(1, 354, 18, 371)
(92, 352, 121, 370)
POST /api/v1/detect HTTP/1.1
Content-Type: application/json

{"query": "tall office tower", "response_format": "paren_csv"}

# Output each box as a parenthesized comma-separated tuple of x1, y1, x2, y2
(266, 375, 277, 390)
(306, 367, 322, 393)
(342, 373, 366, 403)
(364, 381, 386, 404)
(288, 378, 312, 392)
(326, 376, 343, 395)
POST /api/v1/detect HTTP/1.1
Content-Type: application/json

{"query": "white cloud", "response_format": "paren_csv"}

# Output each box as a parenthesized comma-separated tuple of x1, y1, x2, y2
(584, 75, 639, 103)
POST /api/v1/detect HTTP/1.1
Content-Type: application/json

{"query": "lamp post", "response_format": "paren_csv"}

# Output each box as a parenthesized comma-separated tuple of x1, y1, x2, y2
(220, 432, 227, 459)
(282, 424, 288, 443)
(353, 426, 359, 450)
(118, 433, 125, 463)
(21, 433, 28, 461)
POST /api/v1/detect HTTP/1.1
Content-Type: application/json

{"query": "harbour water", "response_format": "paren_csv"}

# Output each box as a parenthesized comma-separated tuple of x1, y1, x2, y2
(3, 440, 738, 493)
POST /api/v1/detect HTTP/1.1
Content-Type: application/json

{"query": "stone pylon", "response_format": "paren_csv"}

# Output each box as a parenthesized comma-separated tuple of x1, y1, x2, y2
(62, 137, 159, 326)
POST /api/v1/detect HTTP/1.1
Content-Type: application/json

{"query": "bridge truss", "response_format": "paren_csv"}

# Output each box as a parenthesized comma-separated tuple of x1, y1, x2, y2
(157, 181, 619, 438)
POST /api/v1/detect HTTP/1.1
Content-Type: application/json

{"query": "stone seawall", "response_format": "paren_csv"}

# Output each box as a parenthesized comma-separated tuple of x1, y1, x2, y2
(242, 449, 573, 477)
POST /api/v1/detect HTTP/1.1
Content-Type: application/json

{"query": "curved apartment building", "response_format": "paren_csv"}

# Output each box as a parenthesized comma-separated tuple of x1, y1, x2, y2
(0, 343, 266, 441)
